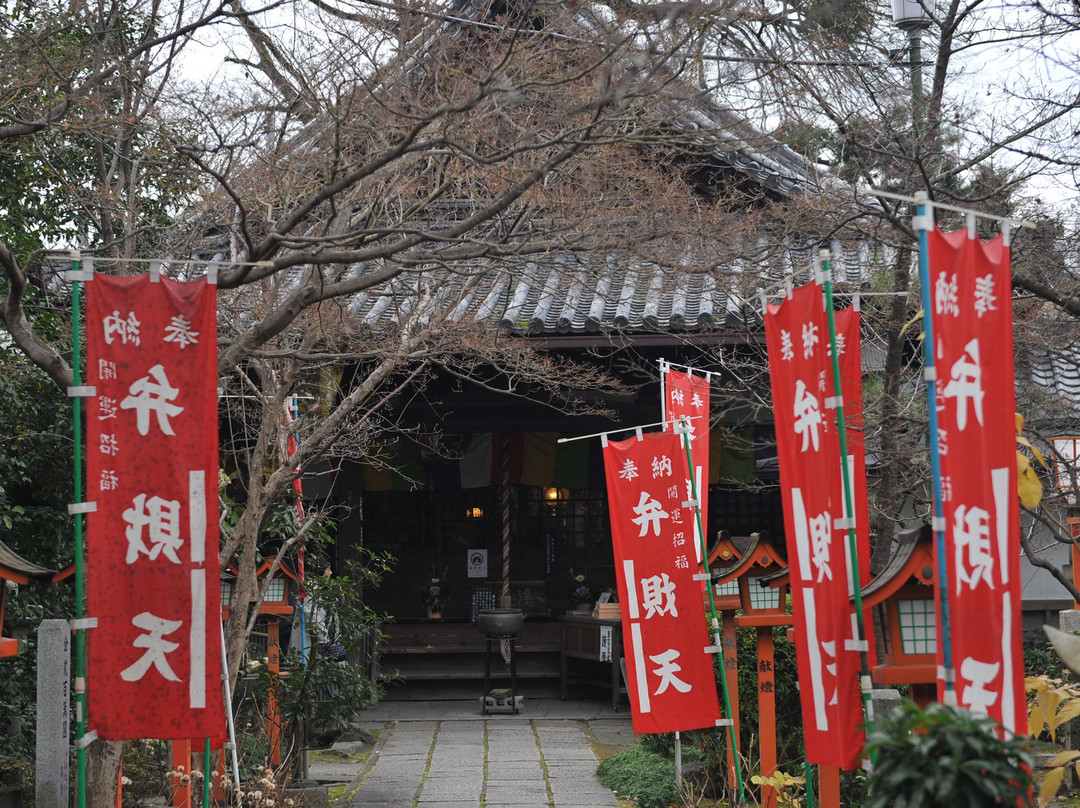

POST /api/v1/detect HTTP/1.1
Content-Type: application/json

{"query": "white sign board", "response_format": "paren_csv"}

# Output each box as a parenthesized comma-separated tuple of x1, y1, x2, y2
(467, 549, 488, 578)
(599, 625, 613, 662)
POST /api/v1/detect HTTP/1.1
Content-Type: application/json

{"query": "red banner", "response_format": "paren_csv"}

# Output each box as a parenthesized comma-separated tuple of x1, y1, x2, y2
(765, 284, 870, 770)
(927, 228, 1024, 734)
(85, 274, 225, 741)
(604, 430, 723, 734)
(663, 367, 711, 566)
(836, 305, 875, 672)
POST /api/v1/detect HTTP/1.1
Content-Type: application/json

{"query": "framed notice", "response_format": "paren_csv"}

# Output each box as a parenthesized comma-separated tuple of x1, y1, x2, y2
(467, 549, 488, 578)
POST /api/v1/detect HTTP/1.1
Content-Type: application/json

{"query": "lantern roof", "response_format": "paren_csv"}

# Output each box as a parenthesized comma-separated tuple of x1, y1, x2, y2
(224, 560, 301, 581)
(0, 539, 56, 585)
(707, 530, 745, 568)
(860, 524, 934, 607)
(254, 560, 300, 581)
(758, 566, 790, 590)
(712, 531, 787, 586)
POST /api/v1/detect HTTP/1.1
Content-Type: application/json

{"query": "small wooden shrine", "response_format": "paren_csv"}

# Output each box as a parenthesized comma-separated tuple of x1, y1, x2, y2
(0, 540, 57, 658)
(861, 523, 937, 706)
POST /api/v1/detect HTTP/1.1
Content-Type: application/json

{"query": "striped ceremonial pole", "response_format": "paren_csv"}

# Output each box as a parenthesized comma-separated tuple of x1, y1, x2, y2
(285, 398, 310, 665)
(501, 434, 512, 662)
(502, 434, 511, 606)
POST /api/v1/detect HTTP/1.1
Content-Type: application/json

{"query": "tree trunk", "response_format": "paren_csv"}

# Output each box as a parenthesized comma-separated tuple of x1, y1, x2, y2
(869, 247, 914, 575)
(224, 502, 265, 690)
(86, 739, 123, 807)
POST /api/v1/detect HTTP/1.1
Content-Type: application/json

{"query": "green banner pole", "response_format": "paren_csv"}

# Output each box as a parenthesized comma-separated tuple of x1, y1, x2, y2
(71, 251, 88, 808)
(818, 249, 875, 736)
(678, 419, 744, 804)
(204, 741, 212, 806)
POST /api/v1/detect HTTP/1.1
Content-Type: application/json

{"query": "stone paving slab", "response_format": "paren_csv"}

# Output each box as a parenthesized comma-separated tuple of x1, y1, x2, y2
(484, 789, 551, 804)
(426, 768, 485, 781)
(487, 753, 542, 760)
(351, 785, 417, 802)
(419, 784, 483, 799)
(485, 763, 545, 778)
(429, 754, 485, 766)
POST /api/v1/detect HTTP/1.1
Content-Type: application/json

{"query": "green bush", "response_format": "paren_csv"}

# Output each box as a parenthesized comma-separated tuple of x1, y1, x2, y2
(638, 731, 705, 758)
(863, 702, 1034, 808)
(597, 746, 689, 808)
(1024, 628, 1067, 680)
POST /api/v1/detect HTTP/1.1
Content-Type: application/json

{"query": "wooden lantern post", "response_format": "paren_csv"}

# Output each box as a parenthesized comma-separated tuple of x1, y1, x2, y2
(714, 531, 791, 808)
(251, 561, 299, 767)
(168, 741, 193, 808)
(705, 530, 744, 787)
(205, 561, 299, 805)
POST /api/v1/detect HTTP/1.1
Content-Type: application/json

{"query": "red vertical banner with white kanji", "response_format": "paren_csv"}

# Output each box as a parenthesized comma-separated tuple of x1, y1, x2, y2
(835, 306, 876, 672)
(85, 274, 225, 741)
(927, 228, 1024, 734)
(663, 368, 711, 565)
(765, 284, 868, 770)
(604, 430, 723, 734)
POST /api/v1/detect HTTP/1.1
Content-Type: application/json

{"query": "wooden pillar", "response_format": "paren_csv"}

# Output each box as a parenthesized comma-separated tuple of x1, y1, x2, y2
(267, 620, 282, 767)
(116, 762, 124, 808)
(910, 682, 935, 709)
(212, 750, 228, 803)
(1073, 542, 1080, 610)
(819, 764, 841, 806)
(721, 611, 742, 786)
(757, 628, 777, 808)
(1069, 513, 1080, 609)
(170, 740, 192, 808)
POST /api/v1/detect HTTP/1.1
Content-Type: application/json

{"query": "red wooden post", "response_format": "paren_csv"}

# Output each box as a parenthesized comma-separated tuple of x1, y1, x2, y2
(819, 763, 841, 806)
(1069, 515, 1080, 609)
(211, 750, 228, 803)
(170, 740, 192, 808)
(116, 761, 124, 808)
(757, 628, 777, 808)
(718, 532, 790, 807)
(267, 620, 282, 766)
(720, 610, 741, 785)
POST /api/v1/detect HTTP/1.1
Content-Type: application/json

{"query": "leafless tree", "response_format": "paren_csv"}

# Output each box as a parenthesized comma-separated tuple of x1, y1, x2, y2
(4, 0, 1079, 793)
(0, 0, 830, 793)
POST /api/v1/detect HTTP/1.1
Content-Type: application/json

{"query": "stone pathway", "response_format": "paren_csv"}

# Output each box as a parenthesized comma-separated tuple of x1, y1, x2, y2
(348, 717, 624, 807)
